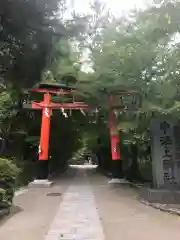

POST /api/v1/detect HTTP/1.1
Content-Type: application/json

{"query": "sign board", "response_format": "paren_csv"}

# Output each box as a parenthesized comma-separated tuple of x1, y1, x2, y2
(151, 118, 180, 188)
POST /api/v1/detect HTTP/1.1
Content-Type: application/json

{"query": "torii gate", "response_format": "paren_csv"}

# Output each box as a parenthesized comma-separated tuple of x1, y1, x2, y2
(24, 83, 88, 180)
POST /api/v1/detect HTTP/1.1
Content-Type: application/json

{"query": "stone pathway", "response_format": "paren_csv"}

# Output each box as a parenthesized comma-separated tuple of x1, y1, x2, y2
(45, 184, 104, 240)
(45, 167, 104, 240)
(1, 166, 180, 240)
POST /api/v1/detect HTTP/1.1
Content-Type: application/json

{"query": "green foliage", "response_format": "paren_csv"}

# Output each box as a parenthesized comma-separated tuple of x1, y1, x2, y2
(0, 158, 20, 208)
(0, 158, 20, 181)
(0, 0, 66, 87)
(24, 136, 39, 148)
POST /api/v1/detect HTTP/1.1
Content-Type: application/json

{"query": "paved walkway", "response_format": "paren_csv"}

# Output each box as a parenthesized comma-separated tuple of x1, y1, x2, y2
(0, 169, 75, 240)
(0, 166, 180, 240)
(46, 167, 104, 240)
(89, 169, 180, 240)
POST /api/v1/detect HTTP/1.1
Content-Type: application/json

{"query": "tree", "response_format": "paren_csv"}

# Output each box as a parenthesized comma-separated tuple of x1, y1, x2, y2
(0, 0, 66, 88)
(74, 0, 180, 180)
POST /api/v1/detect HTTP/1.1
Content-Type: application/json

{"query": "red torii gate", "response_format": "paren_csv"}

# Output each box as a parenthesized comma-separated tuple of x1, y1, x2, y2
(24, 83, 88, 179)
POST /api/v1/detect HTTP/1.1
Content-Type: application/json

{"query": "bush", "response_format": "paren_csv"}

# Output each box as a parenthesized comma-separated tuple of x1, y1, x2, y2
(16, 161, 35, 187)
(0, 158, 20, 209)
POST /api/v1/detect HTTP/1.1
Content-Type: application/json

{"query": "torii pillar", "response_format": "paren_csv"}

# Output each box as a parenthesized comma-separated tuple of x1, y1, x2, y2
(108, 95, 123, 180)
(36, 93, 52, 180)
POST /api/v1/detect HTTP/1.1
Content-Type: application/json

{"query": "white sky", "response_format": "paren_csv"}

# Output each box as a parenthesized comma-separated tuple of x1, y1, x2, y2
(66, 0, 153, 17)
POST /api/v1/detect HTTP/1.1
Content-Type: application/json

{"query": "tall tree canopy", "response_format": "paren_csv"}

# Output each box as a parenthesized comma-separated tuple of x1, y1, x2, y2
(0, 0, 67, 88)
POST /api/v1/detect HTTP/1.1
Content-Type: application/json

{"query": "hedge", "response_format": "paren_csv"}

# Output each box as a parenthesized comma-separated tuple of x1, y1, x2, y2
(0, 158, 20, 209)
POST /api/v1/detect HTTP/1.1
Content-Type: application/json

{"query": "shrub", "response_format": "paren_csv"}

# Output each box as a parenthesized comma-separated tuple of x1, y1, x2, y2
(0, 158, 20, 209)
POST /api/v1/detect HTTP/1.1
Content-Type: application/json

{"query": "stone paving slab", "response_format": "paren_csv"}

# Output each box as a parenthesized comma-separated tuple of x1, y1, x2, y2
(45, 183, 105, 240)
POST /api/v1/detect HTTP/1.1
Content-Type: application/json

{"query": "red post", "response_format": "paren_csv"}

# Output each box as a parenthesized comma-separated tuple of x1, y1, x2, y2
(109, 96, 120, 160)
(39, 93, 51, 161)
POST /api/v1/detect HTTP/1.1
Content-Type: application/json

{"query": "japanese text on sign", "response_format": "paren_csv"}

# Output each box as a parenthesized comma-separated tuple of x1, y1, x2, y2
(159, 121, 174, 183)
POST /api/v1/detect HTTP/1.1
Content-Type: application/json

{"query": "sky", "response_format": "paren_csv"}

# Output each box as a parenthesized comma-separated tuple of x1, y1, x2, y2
(66, 0, 153, 17)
